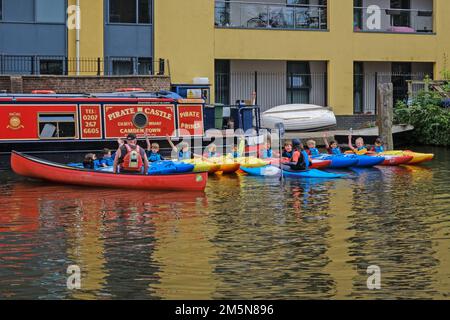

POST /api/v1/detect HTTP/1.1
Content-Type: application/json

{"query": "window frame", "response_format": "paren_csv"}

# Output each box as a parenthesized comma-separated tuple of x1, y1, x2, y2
(37, 112, 78, 140)
(286, 61, 311, 104)
(108, 0, 152, 25)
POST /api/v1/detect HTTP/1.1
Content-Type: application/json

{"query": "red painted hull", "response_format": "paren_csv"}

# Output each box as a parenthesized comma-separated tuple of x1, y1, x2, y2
(11, 151, 208, 191)
(368, 154, 414, 166)
(265, 158, 331, 169)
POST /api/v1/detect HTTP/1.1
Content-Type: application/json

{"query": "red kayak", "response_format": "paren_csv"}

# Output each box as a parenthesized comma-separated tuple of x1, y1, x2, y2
(368, 154, 414, 166)
(264, 158, 331, 169)
(10, 151, 208, 191)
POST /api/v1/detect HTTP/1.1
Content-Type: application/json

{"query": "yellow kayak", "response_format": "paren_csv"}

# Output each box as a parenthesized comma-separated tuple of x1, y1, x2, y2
(382, 151, 434, 165)
(182, 159, 221, 173)
(208, 157, 241, 174)
(234, 157, 267, 168)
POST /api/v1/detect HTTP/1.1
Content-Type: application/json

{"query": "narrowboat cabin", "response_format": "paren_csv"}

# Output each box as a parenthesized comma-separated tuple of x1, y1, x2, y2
(0, 90, 206, 158)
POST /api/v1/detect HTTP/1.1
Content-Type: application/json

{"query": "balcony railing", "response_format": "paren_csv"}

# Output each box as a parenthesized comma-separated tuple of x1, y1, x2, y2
(0, 55, 168, 76)
(215, 1, 327, 30)
(354, 7, 433, 33)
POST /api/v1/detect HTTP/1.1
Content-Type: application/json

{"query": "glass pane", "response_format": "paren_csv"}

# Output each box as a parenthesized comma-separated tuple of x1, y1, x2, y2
(58, 122, 76, 137)
(39, 60, 64, 75)
(39, 123, 57, 138)
(138, 57, 152, 75)
(138, 0, 151, 24)
(112, 60, 133, 75)
(110, 0, 136, 23)
(36, 0, 65, 23)
(39, 115, 75, 122)
(0, 0, 3, 20)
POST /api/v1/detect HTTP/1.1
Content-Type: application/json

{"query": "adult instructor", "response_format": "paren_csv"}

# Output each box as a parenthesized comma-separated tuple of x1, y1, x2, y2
(113, 133, 149, 174)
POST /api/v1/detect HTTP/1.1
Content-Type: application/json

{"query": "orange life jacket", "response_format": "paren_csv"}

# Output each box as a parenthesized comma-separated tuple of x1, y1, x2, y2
(121, 144, 143, 172)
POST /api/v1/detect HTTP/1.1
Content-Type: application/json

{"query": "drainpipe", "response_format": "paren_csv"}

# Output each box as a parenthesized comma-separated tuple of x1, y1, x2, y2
(76, 0, 80, 75)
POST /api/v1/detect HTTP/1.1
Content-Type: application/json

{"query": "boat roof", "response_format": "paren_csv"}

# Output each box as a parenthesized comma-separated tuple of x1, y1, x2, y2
(0, 90, 185, 103)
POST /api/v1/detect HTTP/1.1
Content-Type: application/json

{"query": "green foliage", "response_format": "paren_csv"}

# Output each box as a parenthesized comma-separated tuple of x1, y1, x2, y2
(394, 91, 450, 146)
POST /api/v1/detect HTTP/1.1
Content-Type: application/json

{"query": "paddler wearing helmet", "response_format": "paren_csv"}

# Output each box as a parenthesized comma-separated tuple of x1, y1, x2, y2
(113, 133, 149, 174)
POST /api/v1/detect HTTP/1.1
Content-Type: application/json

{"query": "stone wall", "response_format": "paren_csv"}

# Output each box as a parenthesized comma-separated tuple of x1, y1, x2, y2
(0, 75, 171, 94)
(335, 115, 377, 130)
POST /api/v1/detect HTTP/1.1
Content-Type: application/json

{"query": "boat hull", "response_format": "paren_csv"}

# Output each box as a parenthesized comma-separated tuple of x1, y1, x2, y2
(11, 151, 208, 191)
(241, 165, 345, 179)
(383, 151, 434, 164)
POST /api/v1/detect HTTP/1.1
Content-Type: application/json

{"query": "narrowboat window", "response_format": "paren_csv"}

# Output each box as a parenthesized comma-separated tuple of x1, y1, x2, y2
(39, 114, 76, 139)
(39, 59, 64, 75)
(35, 0, 65, 23)
(138, 57, 152, 75)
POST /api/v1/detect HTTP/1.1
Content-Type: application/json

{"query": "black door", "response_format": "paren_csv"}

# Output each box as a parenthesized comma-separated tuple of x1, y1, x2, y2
(392, 62, 412, 104)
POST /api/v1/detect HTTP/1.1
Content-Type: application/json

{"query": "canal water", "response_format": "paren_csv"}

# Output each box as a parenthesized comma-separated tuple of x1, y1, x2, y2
(0, 147, 448, 300)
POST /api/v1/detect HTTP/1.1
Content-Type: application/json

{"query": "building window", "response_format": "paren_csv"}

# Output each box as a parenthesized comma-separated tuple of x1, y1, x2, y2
(109, 0, 151, 24)
(35, 0, 65, 23)
(287, 62, 311, 104)
(39, 114, 76, 139)
(0, 0, 3, 21)
(390, 0, 411, 27)
(39, 59, 64, 75)
(138, 57, 152, 75)
(354, 62, 364, 114)
(112, 58, 134, 75)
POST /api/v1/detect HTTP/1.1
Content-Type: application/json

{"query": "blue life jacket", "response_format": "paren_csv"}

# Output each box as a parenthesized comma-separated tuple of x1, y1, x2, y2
(148, 152, 163, 162)
(83, 159, 101, 170)
(282, 151, 293, 159)
(331, 147, 342, 155)
(358, 146, 367, 151)
(207, 152, 217, 158)
(231, 151, 240, 158)
(309, 148, 320, 157)
(302, 150, 310, 169)
(374, 146, 384, 153)
(179, 151, 191, 160)
(99, 157, 114, 167)
(261, 148, 273, 159)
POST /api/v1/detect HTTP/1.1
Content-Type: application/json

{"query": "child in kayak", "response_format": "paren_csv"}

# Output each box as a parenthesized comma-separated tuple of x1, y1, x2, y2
(229, 145, 241, 158)
(372, 138, 385, 153)
(260, 139, 274, 159)
(203, 143, 219, 158)
(99, 148, 114, 167)
(166, 135, 191, 160)
(83, 153, 101, 170)
(306, 140, 321, 157)
(145, 134, 164, 162)
(348, 134, 368, 155)
(282, 141, 293, 159)
(284, 139, 309, 171)
(323, 133, 342, 155)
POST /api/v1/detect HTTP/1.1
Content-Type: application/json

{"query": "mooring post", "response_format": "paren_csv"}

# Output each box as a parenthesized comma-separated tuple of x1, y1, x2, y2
(377, 83, 394, 151)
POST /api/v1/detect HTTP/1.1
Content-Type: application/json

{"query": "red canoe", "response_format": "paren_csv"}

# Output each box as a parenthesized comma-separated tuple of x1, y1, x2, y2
(265, 158, 331, 169)
(10, 151, 208, 191)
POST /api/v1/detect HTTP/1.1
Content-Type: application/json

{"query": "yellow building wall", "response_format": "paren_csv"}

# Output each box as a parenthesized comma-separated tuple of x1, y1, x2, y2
(67, 0, 104, 75)
(151, 0, 450, 114)
(153, 0, 215, 85)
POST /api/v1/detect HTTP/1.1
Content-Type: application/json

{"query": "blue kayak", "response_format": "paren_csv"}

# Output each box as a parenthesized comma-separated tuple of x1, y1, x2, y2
(314, 155, 359, 169)
(241, 166, 345, 179)
(345, 155, 385, 167)
(69, 161, 194, 175)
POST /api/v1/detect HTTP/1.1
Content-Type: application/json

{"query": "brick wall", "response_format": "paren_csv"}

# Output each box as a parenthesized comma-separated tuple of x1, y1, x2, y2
(0, 75, 171, 94)
(335, 115, 377, 130)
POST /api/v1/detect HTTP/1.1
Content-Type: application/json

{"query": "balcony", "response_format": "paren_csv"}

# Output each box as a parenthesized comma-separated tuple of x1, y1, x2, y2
(215, 1, 328, 31)
(354, 7, 433, 34)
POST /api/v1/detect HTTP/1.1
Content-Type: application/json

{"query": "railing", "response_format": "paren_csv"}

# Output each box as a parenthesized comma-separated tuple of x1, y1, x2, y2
(354, 7, 433, 33)
(0, 55, 168, 76)
(354, 72, 431, 114)
(215, 1, 327, 30)
(215, 71, 327, 112)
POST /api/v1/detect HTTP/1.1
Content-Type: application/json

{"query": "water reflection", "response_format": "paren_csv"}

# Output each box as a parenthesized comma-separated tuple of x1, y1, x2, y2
(0, 147, 449, 299)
